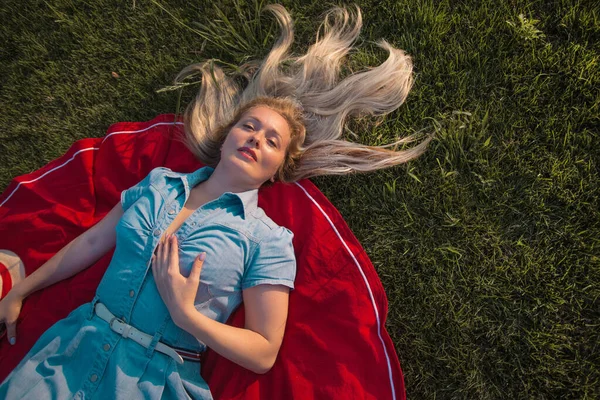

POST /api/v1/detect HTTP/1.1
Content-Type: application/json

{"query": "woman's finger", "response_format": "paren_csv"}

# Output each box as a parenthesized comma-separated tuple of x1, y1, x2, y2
(168, 235, 178, 272)
(151, 254, 157, 275)
(189, 252, 206, 282)
(157, 237, 164, 265)
(163, 234, 171, 265)
(152, 254, 165, 291)
(6, 320, 16, 345)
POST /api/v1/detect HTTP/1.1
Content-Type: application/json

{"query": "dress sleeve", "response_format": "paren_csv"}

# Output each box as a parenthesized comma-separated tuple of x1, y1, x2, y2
(120, 167, 163, 211)
(242, 226, 296, 291)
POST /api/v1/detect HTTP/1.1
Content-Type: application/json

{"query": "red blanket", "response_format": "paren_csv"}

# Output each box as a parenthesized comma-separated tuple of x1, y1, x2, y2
(0, 114, 405, 399)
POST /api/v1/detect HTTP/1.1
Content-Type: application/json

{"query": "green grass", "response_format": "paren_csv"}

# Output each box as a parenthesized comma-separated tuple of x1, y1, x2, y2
(1, 0, 598, 398)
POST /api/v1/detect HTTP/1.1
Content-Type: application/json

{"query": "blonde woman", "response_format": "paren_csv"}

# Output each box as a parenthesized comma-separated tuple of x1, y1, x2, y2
(0, 5, 431, 399)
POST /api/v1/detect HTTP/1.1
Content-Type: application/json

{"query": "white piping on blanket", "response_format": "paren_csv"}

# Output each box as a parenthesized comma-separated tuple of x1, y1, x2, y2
(1, 120, 397, 399)
(0, 148, 100, 208)
(100, 121, 184, 144)
(0, 122, 183, 209)
(294, 182, 397, 400)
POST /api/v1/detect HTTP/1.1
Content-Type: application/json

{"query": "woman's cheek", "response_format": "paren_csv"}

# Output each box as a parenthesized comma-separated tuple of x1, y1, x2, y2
(272, 152, 286, 170)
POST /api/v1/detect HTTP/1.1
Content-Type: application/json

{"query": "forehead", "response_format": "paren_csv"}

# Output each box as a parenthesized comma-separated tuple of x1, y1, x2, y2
(241, 106, 291, 135)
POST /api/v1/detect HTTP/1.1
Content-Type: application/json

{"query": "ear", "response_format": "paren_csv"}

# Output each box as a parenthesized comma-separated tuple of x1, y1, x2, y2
(270, 176, 275, 183)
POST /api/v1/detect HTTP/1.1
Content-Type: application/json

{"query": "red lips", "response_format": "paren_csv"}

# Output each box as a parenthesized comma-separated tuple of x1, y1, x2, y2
(238, 147, 257, 161)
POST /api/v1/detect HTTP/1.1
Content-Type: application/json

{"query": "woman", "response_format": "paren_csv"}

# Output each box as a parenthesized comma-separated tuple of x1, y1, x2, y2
(0, 4, 431, 399)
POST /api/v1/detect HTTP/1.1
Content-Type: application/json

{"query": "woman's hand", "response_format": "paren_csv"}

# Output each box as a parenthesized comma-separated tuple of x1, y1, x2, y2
(151, 234, 206, 327)
(0, 289, 25, 345)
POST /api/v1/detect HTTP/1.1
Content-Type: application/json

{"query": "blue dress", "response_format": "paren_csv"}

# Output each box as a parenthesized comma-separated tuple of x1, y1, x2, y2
(0, 166, 296, 399)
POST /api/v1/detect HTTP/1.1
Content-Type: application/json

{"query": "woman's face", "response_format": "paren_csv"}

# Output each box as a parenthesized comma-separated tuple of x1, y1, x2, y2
(220, 106, 292, 188)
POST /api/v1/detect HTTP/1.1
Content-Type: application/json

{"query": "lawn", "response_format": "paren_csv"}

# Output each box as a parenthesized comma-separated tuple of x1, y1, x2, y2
(0, 0, 598, 398)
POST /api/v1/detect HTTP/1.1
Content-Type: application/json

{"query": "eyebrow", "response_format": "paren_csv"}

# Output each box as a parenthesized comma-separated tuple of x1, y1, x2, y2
(246, 116, 282, 140)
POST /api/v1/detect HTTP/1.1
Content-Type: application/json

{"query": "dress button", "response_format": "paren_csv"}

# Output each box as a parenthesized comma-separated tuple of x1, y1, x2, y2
(168, 209, 176, 215)
(129, 290, 135, 297)
(191, 222, 196, 226)
(90, 374, 98, 382)
(103, 343, 111, 351)
(153, 229, 161, 237)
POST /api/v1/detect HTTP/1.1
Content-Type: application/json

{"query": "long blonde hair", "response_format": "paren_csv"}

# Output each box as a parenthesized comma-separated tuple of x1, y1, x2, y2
(176, 5, 432, 182)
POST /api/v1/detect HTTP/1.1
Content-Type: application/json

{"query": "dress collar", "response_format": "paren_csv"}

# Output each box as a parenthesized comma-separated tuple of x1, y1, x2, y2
(165, 166, 258, 218)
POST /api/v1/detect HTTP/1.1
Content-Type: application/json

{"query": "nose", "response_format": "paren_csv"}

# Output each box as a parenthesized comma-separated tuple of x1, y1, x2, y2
(247, 135, 261, 149)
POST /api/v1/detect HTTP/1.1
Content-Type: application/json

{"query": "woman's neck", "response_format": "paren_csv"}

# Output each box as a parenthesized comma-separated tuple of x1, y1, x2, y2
(192, 164, 257, 200)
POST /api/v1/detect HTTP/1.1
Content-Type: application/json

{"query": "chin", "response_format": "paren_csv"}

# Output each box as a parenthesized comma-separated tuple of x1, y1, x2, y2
(224, 157, 265, 187)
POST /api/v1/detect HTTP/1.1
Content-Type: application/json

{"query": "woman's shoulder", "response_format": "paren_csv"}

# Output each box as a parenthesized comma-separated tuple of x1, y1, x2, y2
(247, 207, 294, 242)
(146, 166, 185, 181)
(143, 166, 207, 191)
(135, 166, 177, 187)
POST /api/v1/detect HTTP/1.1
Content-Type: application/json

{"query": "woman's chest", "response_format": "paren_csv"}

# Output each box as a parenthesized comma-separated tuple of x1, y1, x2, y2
(161, 186, 216, 237)
(116, 194, 259, 295)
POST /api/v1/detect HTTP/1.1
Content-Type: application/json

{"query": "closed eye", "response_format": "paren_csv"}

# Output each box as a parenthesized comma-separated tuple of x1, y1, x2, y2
(243, 124, 254, 131)
(267, 139, 278, 148)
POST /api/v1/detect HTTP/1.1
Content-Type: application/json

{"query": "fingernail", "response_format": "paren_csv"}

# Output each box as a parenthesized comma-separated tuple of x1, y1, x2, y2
(9, 337, 15, 345)
(198, 252, 206, 261)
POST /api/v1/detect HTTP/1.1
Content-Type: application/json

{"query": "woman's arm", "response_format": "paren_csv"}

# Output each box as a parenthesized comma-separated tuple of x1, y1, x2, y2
(12, 202, 124, 299)
(0, 202, 124, 343)
(178, 285, 289, 374)
(152, 234, 291, 374)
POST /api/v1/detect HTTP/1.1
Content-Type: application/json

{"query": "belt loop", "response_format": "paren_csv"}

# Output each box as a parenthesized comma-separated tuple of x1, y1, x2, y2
(87, 296, 100, 320)
(146, 331, 161, 358)
(145, 315, 170, 358)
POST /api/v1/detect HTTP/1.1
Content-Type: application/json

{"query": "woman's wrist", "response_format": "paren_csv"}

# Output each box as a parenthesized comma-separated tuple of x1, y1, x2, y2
(171, 305, 199, 330)
(9, 282, 28, 301)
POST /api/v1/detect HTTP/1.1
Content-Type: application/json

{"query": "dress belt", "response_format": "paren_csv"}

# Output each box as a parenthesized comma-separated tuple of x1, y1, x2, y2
(94, 302, 202, 365)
